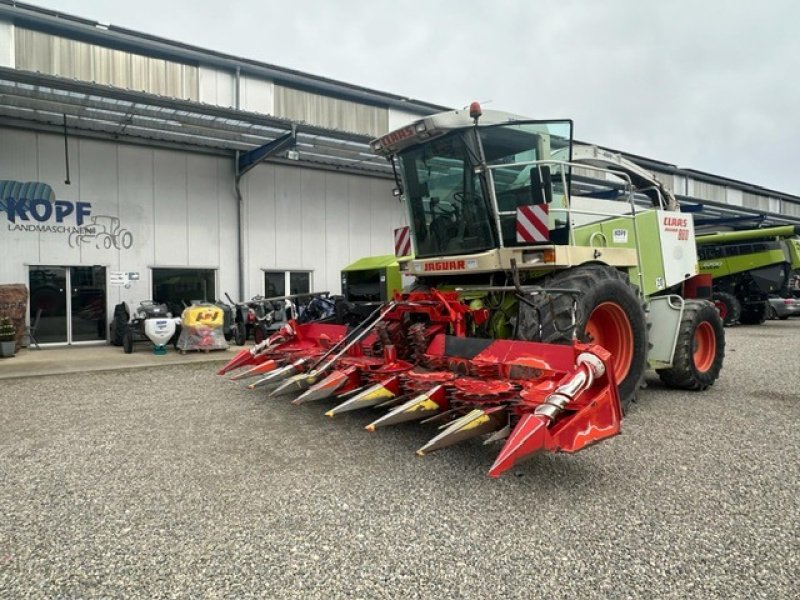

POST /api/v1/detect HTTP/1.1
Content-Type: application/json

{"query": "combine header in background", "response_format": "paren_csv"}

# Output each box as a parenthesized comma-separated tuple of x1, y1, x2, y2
(219, 102, 726, 476)
(696, 225, 800, 325)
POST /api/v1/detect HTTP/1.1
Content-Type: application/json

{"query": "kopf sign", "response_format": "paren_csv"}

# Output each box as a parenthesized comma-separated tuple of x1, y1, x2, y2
(3, 198, 92, 226)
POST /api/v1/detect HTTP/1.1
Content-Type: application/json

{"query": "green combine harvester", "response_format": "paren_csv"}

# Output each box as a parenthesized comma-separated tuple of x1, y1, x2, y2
(696, 225, 800, 325)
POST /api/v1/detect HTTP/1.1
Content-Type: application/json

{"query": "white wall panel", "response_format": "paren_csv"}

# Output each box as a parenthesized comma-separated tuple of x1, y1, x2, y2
(152, 150, 188, 265)
(35, 133, 81, 267)
(198, 66, 235, 108)
(216, 159, 239, 299)
(186, 154, 221, 268)
(241, 75, 274, 114)
(726, 187, 743, 207)
(116, 145, 155, 306)
(0, 19, 15, 68)
(0, 128, 40, 283)
(323, 173, 350, 294)
(368, 177, 397, 256)
(77, 139, 119, 268)
(300, 169, 327, 290)
(273, 165, 304, 273)
(347, 176, 372, 262)
(241, 165, 402, 296)
(388, 108, 422, 131)
(673, 175, 687, 196)
(243, 164, 276, 295)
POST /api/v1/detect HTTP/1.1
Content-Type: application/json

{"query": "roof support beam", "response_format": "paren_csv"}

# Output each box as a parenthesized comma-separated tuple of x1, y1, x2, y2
(237, 127, 296, 176)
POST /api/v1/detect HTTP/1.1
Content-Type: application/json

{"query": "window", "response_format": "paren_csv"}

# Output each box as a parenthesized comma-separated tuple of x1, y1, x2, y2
(264, 270, 312, 298)
(152, 268, 216, 315)
(398, 132, 496, 257)
(479, 121, 572, 246)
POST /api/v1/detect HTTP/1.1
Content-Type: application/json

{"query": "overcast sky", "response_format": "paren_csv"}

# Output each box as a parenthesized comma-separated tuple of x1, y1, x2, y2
(29, 0, 800, 194)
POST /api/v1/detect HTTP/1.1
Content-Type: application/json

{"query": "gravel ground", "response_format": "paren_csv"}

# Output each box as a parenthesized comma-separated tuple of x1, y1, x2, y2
(1, 321, 798, 599)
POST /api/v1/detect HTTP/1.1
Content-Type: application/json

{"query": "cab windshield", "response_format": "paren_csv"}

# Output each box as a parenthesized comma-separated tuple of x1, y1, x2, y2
(398, 133, 496, 257)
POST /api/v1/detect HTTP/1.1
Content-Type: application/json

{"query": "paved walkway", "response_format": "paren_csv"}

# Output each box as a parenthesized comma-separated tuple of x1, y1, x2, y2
(0, 342, 247, 380)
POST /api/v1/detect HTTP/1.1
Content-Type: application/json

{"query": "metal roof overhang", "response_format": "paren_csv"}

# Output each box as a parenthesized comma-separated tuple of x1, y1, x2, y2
(0, 67, 394, 178)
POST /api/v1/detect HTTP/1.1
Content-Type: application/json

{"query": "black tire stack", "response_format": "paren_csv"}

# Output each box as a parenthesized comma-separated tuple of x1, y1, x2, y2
(109, 302, 129, 346)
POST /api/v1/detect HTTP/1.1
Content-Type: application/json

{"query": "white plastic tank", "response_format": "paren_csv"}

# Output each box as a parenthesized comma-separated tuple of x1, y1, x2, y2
(144, 317, 177, 347)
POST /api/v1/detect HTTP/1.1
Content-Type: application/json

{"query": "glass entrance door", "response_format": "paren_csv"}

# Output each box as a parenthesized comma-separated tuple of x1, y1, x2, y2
(29, 266, 68, 344)
(29, 266, 107, 345)
(70, 266, 107, 342)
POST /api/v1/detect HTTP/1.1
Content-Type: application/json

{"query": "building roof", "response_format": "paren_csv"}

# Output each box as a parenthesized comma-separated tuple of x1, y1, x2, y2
(0, 0, 447, 114)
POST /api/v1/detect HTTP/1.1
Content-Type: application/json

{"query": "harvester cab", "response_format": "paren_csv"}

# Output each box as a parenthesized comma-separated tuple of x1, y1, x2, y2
(219, 103, 725, 478)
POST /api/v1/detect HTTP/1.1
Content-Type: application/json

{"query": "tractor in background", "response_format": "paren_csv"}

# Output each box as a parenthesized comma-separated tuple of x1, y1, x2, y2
(219, 103, 726, 477)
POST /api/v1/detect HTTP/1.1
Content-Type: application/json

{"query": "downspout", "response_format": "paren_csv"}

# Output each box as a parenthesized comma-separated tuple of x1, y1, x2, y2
(234, 66, 245, 301)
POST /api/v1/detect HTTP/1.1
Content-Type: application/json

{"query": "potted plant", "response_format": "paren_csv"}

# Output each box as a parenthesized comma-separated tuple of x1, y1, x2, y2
(0, 316, 16, 358)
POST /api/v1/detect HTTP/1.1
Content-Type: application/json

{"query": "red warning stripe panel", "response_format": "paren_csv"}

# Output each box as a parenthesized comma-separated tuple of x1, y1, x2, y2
(394, 226, 412, 256)
(516, 204, 550, 243)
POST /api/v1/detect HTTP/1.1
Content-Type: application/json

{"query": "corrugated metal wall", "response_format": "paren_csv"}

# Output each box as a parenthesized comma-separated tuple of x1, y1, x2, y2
(14, 28, 199, 100)
(274, 85, 388, 137)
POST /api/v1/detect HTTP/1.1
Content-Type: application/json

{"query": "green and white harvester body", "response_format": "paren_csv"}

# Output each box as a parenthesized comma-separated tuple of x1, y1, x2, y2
(697, 225, 800, 325)
(369, 102, 726, 407)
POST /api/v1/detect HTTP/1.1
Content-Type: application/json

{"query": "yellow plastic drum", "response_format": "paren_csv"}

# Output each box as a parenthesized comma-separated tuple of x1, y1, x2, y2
(182, 305, 224, 328)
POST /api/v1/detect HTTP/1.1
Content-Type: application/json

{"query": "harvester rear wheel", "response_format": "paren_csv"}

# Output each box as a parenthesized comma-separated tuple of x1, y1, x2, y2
(712, 291, 741, 326)
(657, 300, 724, 390)
(739, 302, 767, 325)
(517, 264, 647, 411)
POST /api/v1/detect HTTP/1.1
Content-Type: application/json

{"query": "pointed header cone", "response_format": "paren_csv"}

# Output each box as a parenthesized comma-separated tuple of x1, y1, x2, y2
(247, 359, 306, 390)
(292, 368, 354, 405)
(217, 348, 256, 375)
(229, 359, 279, 381)
(268, 370, 318, 398)
(365, 386, 447, 432)
(487, 414, 549, 478)
(416, 407, 505, 456)
(325, 377, 399, 417)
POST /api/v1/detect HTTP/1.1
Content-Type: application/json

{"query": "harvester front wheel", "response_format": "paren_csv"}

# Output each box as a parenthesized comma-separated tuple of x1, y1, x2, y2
(517, 264, 648, 411)
(712, 291, 741, 326)
(657, 300, 724, 391)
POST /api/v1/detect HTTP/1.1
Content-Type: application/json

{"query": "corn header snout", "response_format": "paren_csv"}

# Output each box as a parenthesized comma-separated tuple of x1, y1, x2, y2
(219, 291, 622, 477)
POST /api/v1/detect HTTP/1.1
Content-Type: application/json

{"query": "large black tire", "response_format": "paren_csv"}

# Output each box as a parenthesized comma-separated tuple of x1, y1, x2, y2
(739, 302, 767, 325)
(712, 291, 741, 327)
(657, 300, 724, 390)
(109, 303, 129, 346)
(517, 264, 648, 411)
(122, 328, 133, 354)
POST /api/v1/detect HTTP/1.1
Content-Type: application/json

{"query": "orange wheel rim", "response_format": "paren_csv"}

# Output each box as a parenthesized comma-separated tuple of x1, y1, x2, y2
(693, 321, 716, 373)
(585, 302, 634, 383)
(715, 300, 727, 319)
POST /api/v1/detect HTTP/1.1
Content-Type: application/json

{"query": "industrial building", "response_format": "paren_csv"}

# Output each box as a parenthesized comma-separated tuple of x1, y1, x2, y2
(1, 0, 799, 346)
